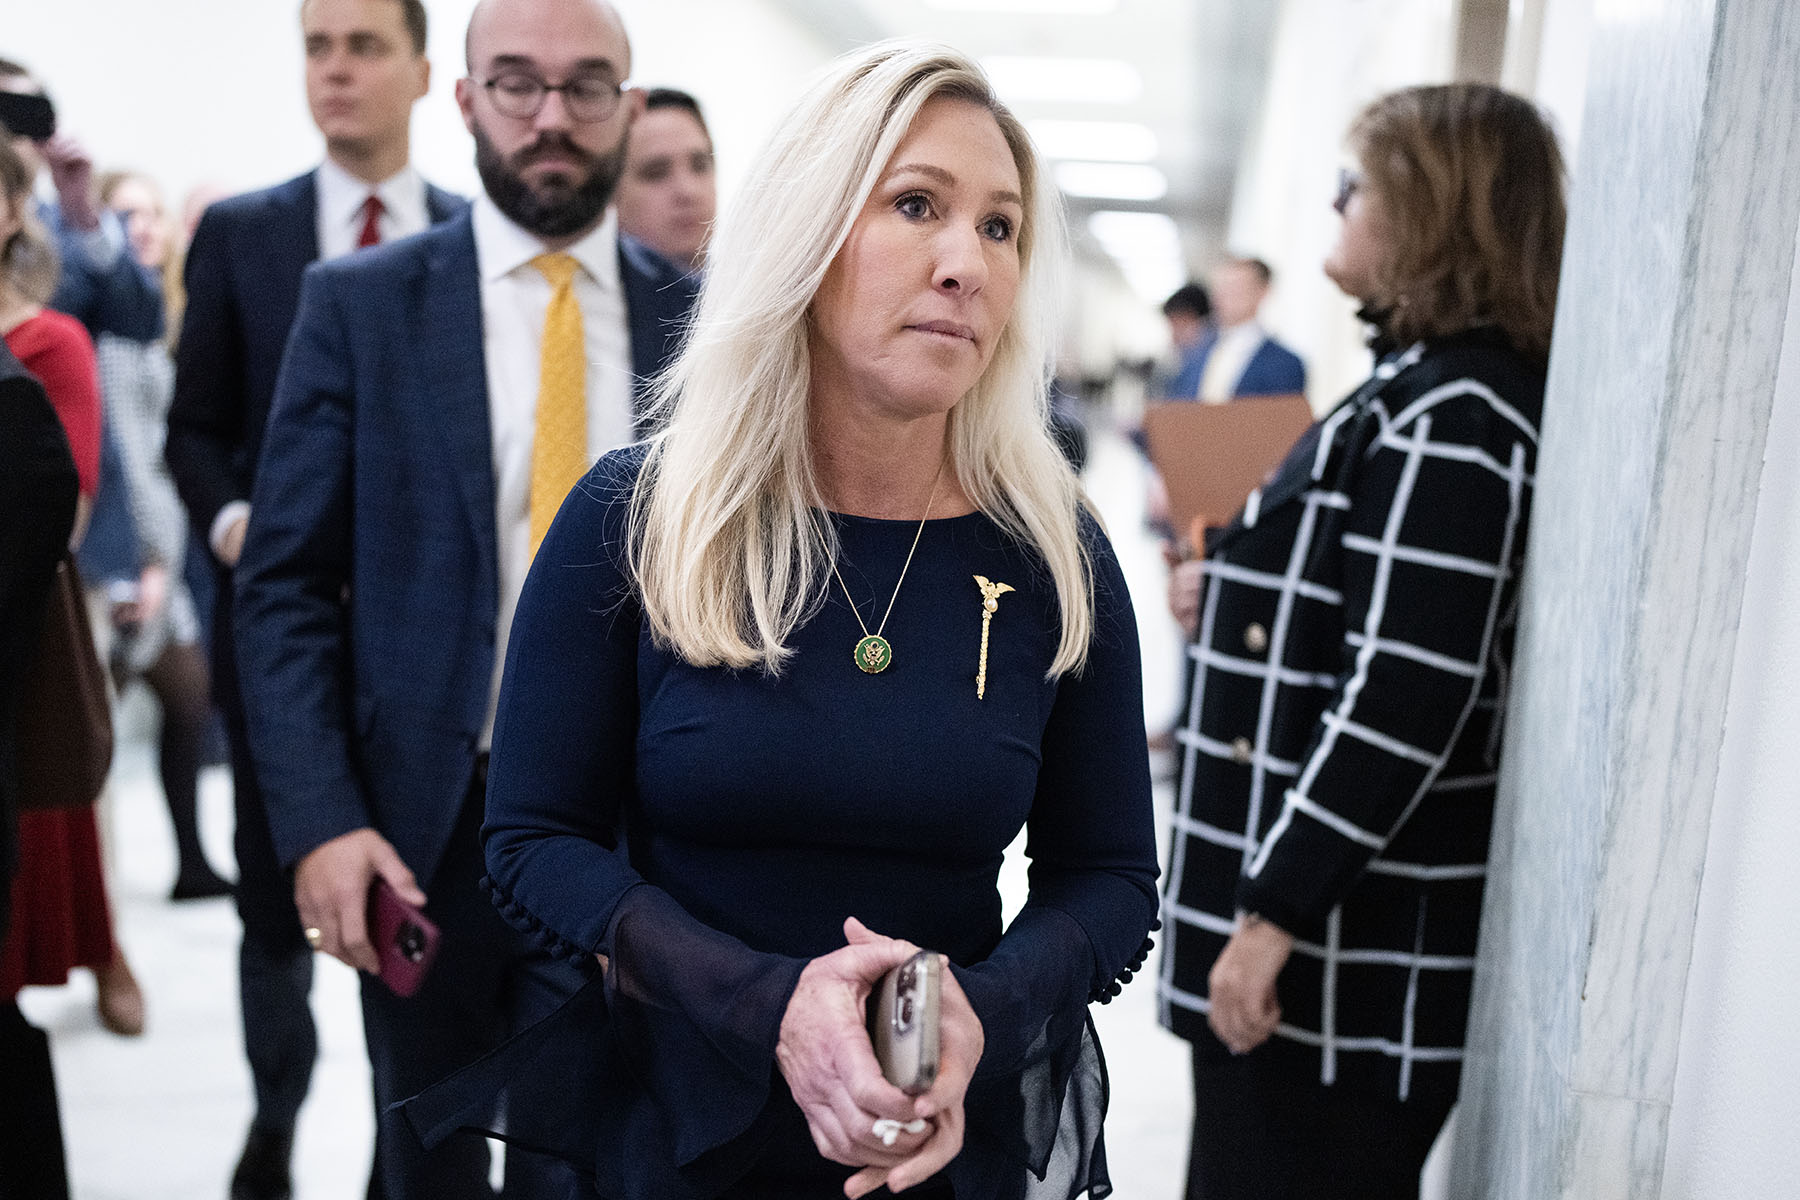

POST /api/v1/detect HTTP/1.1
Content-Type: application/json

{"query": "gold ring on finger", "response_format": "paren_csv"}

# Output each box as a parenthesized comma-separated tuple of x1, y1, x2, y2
(303, 926, 323, 950)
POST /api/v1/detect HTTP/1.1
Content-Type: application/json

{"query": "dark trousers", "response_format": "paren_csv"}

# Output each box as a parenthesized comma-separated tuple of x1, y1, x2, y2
(216, 584, 318, 1136)
(0, 1000, 70, 1200)
(362, 779, 584, 1200)
(1186, 1048, 1452, 1200)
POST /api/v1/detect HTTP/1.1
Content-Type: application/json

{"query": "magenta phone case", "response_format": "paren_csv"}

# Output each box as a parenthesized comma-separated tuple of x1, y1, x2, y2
(369, 878, 440, 998)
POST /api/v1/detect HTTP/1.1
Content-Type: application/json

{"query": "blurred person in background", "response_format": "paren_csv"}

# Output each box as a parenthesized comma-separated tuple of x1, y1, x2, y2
(162, 1, 462, 1194)
(0, 334, 82, 1200)
(84, 169, 229, 903)
(0, 59, 163, 345)
(1172, 257, 1305, 403)
(614, 85, 715, 273)
(1155, 280, 1211, 401)
(0, 135, 146, 1044)
(1158, 84, 1567, 1200)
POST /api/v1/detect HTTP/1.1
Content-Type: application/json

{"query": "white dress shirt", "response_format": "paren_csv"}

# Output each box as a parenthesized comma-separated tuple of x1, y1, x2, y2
(211, 160, 432, 557)
(474, 196, 636, 746)
(314, 156, 430, 260)
(1198, 320, 1267, 404)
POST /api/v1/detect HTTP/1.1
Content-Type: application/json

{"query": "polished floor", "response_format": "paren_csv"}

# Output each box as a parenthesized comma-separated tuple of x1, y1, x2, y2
(21, 426, 1447, 1198)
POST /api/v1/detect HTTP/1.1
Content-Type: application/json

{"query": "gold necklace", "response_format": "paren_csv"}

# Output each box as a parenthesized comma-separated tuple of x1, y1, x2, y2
(831, 461, 944, 675)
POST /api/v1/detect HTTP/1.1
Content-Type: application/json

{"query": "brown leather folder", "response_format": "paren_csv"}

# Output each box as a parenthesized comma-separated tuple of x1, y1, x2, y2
(1143, 394, 1315, 548)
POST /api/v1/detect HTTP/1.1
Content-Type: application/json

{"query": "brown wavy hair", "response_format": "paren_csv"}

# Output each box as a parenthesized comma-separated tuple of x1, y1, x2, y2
(0, 136, 58, 307)
(1349, 83, 1567, 360)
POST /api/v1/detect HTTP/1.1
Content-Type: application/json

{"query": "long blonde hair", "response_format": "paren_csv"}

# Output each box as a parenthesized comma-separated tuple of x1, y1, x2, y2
(628, 40, 1092, 676)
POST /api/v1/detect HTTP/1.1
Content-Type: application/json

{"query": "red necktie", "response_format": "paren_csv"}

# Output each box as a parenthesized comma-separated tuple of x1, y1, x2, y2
(356, 194, 384, 248)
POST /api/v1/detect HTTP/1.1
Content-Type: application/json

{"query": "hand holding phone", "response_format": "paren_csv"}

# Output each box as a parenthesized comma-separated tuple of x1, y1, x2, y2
(869, 949, 941, 1095)
(368, 877, 440, 998)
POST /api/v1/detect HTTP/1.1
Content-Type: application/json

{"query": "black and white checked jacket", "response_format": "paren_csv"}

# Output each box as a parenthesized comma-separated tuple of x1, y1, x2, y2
(1157, 328, 1544, 1107)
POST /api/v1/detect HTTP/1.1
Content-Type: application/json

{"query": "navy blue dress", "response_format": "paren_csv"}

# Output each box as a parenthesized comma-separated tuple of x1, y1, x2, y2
(406, 448, 1159, 1199)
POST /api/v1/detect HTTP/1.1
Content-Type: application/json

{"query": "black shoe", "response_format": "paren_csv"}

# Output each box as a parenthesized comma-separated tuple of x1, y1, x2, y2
(171, 867, 234, 902)
(230, 1125, 294, 1200)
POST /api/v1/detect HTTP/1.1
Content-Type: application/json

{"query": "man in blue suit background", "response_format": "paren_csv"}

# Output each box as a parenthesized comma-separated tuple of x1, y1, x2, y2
(1164, 256, 1307, 402)
(163, 2, 462, 1196)
(233, 0, 698, 1195)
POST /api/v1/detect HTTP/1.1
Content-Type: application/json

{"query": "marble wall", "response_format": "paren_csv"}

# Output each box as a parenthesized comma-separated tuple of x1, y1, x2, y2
(1661, 212, 1800, 1200)
(1452, 1, 1800, 1197)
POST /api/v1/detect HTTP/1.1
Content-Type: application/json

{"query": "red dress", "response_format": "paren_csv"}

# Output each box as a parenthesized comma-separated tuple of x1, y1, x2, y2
(2, 310, 116, 997)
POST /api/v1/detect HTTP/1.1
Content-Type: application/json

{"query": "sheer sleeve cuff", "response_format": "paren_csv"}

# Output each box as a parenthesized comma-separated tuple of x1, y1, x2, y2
(604, 885, 808, 1168)
(405, 882, 809, 1199)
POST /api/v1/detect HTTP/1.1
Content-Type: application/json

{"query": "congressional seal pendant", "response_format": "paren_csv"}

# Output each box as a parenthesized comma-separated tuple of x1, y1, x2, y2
(855, 634, 893, 674)
(829, 459, 945, 680)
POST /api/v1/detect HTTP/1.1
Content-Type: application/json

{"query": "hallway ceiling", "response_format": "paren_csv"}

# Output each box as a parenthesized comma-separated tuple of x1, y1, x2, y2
(770, 0, 1280, 295)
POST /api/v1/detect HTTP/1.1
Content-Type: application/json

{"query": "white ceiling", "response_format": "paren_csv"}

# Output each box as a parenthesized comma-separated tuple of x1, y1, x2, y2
(769, 0, 1280, 287)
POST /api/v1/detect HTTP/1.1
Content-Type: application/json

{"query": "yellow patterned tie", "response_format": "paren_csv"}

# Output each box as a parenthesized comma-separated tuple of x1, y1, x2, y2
(528, 252, 588, 558)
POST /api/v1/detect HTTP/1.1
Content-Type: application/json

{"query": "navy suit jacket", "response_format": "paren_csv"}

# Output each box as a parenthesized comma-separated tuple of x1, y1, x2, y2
(234, 209, 699, 880)
(166, 171, 466, 547)
(1164, 328, 1307, 401)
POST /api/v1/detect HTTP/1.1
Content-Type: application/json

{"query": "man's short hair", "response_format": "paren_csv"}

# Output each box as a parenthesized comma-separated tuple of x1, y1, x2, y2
(644, 87, 710, 138)
(300, 0, 429, 55)
(1162, 282, 1211, 321)
(1226, 256, 1274, 287)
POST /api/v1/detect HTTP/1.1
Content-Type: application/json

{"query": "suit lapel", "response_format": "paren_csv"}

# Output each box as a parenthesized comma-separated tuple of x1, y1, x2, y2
(414, 214, 497, 568)
(266, 174, 321, 329)
(424, 184, 467, 226)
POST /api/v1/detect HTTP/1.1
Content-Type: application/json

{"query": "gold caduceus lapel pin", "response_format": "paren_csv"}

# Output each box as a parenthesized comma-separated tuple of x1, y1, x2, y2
(973, 575, 1015, 700)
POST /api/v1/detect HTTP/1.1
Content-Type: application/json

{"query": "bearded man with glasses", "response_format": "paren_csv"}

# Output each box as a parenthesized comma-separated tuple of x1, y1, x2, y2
(229, 0, 698, 1196)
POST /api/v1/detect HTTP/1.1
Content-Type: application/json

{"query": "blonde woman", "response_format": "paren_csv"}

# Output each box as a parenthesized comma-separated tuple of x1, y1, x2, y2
(409, 41, 1159, 1200)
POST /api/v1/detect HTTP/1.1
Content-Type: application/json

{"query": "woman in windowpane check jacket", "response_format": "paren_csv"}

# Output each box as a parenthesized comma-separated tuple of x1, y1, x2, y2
(1158, 84, 1568, 1200)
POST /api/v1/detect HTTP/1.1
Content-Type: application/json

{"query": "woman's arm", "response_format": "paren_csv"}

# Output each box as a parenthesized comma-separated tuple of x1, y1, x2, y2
(949, 523, 1162, 1080)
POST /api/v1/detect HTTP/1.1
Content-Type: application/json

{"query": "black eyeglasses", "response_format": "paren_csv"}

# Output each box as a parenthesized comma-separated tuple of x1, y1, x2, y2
(1333, 167, 1362, 215)
(474, 72, 627, 123)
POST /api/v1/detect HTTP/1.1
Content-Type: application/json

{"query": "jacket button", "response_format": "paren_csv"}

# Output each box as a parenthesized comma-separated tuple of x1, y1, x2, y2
(1230, 737, 1253, 764)
(1244, 623, 1269, 654)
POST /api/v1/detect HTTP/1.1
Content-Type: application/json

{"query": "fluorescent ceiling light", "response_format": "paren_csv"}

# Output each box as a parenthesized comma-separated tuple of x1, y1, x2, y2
(1087, 211, 1181, 257)
(1087, 210, 1188, 296)
(1087, 211, 1184, 300)
(980, 56, 1142, 104)
(1118, 259, 1186, 303)
(1027, 119, 1158, 163)
(929, 0, 1119, 12)
(1054, 162, 1168, 201)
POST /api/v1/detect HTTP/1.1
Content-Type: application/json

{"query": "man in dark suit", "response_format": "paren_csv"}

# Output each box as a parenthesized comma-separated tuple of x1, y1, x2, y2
(0, 341, 81, 1200)
(162, 3, 461, 1196)
(1165, 257, 1307, 402)
(234, 0, 697, 1196)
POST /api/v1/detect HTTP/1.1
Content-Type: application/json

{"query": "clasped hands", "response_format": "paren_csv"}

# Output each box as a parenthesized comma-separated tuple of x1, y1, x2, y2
(1206, 911, 1295, 1056)
(777, 917, 983, 1198)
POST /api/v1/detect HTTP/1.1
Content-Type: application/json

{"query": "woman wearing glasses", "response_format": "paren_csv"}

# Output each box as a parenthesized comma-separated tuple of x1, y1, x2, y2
(1157, 84, 1568, 1199)
(408, 40, 1159, 1200)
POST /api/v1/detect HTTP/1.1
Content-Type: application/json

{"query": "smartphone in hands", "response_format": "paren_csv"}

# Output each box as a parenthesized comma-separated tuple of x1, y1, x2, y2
(870, 950, 941, 1095)
(368, 878, 440, 998)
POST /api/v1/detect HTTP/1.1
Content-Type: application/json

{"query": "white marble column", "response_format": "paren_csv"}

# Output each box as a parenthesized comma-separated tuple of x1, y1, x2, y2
(1451, 1, 1800, 1197)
